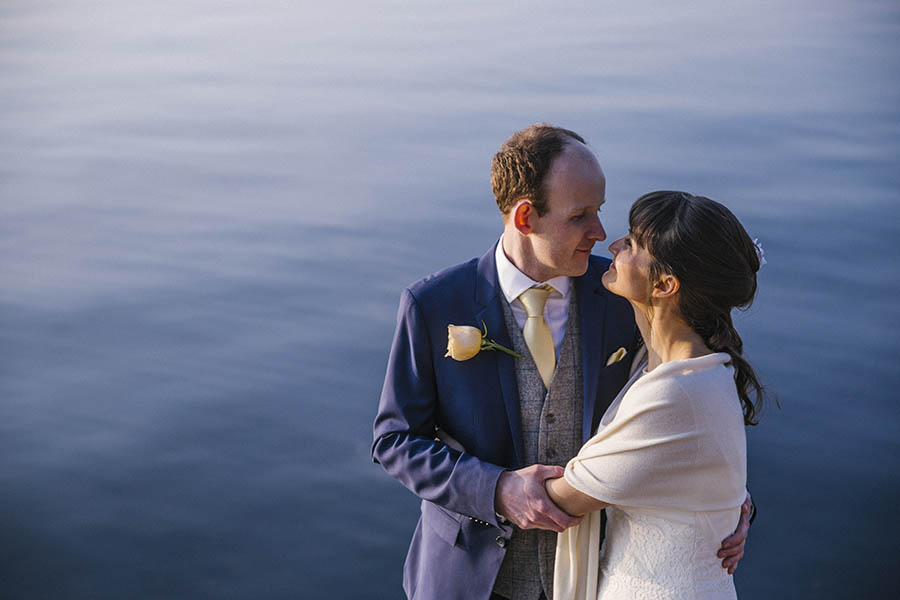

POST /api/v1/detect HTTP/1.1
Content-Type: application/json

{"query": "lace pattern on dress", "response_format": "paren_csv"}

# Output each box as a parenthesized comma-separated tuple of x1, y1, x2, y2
(596, 507, 736, 600)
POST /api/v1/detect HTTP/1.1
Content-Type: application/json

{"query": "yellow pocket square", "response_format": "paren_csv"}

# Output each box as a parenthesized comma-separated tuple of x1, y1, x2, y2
(606, 347, 628, 366)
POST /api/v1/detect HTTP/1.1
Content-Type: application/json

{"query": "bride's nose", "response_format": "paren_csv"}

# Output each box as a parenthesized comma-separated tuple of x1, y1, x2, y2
(609, 237, 623, 255)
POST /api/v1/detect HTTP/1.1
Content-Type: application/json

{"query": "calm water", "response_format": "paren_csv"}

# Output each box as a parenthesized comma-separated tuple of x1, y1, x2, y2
(2, 1, 899, 598)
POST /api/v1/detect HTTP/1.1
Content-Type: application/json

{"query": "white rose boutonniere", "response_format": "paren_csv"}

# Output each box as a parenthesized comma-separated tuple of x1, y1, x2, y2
(445, 322, 524, 361)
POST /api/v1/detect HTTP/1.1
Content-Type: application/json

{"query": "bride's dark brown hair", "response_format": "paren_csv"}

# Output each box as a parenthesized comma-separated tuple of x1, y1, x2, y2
(629, 191, 764, 425)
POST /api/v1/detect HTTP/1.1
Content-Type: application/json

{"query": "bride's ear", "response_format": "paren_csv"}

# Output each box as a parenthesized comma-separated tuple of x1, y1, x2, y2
(652, 274, 679, 299)
(512, 200, 535, 234)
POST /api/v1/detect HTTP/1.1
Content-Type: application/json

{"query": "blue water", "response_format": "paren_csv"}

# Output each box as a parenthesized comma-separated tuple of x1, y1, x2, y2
(1, 1, 898, 598)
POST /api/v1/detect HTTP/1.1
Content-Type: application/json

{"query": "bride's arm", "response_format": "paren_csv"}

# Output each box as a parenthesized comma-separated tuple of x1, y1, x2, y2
(545, 476, 610, 517)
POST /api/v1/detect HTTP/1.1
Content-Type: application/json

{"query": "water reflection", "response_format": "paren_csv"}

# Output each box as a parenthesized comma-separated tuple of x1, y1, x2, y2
(1, 0, 898, 598)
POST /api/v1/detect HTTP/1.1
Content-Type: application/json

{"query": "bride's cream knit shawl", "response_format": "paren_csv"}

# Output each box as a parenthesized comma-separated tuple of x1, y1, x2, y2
(555, 353, 747, 599)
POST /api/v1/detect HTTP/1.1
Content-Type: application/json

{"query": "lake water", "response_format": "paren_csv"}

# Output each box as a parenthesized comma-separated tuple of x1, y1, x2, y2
(2, 1, 898, 598)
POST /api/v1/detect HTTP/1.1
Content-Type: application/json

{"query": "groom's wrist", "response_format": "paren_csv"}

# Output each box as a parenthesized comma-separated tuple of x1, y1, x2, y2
(492, 470, 513, 527)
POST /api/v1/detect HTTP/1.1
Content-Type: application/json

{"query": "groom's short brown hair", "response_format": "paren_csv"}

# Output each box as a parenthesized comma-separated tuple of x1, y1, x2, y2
(491, 123, 586, 216)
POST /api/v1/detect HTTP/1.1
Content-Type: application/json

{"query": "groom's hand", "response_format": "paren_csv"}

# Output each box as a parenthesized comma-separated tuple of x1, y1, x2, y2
(495, 465, 582, 533)
(718, 493, 753, 574)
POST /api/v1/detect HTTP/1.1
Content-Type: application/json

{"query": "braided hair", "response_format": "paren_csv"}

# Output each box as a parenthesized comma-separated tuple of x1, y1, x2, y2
(629, 191, 764, 425)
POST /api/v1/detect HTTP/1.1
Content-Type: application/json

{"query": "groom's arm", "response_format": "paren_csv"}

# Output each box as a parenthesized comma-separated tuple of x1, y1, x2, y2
(373, 287, 580, 532)
(438, 430, 583, 532)
(372, 288, 506, 525)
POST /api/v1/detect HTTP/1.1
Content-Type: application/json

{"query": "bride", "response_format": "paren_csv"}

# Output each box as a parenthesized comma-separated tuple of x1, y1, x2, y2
(545, 190, 764, 599)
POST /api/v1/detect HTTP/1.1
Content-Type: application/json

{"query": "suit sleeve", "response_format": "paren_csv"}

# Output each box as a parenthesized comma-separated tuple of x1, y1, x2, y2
(372, 288, 506, 524)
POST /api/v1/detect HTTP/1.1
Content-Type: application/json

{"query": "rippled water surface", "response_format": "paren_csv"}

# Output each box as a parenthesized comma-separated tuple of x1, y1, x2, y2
(2, 1, 898, 598)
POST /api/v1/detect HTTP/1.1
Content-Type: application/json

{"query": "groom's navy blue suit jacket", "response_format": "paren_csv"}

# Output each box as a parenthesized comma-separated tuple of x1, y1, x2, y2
(372, 244, 639, 600)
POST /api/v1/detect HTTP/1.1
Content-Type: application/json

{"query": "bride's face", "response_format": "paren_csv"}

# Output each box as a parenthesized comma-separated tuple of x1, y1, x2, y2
(602, 233, 654, 302)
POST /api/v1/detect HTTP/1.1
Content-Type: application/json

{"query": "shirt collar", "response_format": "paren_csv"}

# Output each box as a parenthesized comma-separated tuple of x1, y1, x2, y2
(494, 235, 570, 304)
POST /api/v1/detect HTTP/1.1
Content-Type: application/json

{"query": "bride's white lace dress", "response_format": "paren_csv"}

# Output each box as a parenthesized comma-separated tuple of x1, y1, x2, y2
(555, 353, 746, 600)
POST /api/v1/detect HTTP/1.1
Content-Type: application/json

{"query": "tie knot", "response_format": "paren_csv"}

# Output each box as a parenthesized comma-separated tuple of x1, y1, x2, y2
(519, 285, 553, 318)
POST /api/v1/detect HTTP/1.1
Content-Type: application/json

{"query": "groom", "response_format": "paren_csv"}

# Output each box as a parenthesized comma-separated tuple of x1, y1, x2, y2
(373, 124, 750, 600)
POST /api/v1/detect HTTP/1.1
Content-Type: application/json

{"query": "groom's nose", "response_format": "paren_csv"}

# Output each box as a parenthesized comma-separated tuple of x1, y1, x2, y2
(588, 218, 606, 242)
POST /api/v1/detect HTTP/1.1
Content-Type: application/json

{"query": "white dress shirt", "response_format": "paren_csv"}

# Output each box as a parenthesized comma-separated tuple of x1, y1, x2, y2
(494, 237, 571, 358)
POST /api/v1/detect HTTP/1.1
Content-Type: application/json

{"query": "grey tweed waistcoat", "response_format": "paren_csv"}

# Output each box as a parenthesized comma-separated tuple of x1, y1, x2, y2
(493, 291, 584, 600)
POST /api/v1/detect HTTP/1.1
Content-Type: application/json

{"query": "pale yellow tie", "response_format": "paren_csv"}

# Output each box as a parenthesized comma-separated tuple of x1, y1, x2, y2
(519, 285, 556, 388)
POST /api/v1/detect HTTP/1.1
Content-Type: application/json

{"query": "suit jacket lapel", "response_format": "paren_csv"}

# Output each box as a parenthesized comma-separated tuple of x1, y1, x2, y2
(475, 243, 525, 468)
(576, 261, 608, 442)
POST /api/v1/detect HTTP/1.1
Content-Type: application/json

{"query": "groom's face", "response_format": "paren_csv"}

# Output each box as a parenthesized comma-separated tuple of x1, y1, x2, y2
(527, 144, 607, 278)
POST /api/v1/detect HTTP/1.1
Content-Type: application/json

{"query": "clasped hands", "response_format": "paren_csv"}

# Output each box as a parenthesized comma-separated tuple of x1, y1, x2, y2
(495, 465, 581, 533)
(436, 428, 751, 571)
(494, 465, 752, 573)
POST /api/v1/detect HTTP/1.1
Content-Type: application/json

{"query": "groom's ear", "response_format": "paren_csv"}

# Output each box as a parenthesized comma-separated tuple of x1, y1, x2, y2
(513, 200, 535, 234)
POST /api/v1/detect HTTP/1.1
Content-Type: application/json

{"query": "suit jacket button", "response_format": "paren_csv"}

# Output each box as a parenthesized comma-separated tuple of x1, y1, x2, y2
(495, 536, 508, 548)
